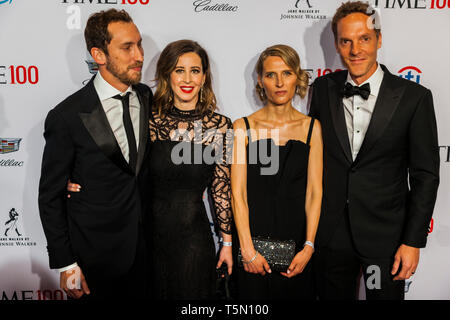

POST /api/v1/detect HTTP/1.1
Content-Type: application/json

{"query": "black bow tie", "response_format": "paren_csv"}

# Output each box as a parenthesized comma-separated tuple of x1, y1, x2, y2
(343, 82, 371, 100)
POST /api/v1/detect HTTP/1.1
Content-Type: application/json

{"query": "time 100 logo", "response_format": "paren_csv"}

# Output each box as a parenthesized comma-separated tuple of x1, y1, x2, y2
(430, 0, 450, 8)
(61, 0, 149, 4)
(0, 65, 39, 85)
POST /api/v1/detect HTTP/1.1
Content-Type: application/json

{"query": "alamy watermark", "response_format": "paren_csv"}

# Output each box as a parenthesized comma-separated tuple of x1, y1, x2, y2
(169, 120, 280, 175)
(366, 265, 381, 290)
(66, 267, 81, 290)
(366, 4, 382, 31)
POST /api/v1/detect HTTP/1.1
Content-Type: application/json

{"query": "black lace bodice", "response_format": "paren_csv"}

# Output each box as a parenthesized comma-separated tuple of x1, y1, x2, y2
(149, 106, 233, 235)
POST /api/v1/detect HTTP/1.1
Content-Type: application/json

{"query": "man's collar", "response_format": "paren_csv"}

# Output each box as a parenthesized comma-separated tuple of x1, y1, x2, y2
(346, 63, 384, 97)
(93, 71, 133, 101)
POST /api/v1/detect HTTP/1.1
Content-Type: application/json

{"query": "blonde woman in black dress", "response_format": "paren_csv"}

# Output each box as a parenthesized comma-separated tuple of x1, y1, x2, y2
(231, 45, 323, 299)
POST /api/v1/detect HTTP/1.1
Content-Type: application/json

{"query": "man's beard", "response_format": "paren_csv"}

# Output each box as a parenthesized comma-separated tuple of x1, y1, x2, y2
(106, 57, 142, 86)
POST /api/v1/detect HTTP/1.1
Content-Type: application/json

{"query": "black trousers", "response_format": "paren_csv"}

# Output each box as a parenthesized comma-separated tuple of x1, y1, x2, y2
(76, 226, 149, 301)
(313, 209, 404, 300)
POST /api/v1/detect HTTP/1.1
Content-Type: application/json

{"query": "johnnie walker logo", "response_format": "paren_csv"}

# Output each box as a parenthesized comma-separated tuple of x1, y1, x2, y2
(0, 208, 36, 247)
(280, 0, 327, 21)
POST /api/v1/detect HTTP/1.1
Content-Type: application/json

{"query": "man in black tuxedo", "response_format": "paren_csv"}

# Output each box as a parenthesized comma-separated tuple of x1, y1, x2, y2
(310, 1, 439, 300)
(38, 9, 152, 300)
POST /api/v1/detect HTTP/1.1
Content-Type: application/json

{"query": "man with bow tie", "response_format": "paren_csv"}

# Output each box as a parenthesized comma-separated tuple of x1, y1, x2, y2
(309, 1, 439, 300)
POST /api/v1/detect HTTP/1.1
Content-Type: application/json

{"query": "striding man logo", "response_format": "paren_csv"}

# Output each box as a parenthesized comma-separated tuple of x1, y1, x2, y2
(4, 208, 22, 237)
(295, 0, 312, 8)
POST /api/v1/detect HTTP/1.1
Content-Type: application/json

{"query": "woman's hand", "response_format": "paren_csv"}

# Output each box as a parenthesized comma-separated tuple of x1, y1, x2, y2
(67, 180, 81, 198)
(280, 245, 314, 278)
(241, 248, 271, 276)
(217, 245, 233, 276)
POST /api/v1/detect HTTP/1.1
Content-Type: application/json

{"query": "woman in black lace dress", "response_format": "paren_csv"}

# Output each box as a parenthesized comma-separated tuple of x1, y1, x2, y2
(231, 45, 323, 299)
(148, 40, 233, 299)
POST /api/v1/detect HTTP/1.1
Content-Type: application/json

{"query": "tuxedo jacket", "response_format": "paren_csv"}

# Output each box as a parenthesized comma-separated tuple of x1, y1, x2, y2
(309, 65, 439, 258)
(38, 76, 152, 276)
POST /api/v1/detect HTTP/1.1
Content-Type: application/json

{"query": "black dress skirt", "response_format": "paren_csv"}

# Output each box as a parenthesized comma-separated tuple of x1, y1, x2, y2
(147, 107, 233, 300)
(233, 116, 316, 300)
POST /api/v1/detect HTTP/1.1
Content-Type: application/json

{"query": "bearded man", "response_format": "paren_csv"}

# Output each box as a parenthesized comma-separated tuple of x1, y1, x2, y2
(38, 9, 152, 300)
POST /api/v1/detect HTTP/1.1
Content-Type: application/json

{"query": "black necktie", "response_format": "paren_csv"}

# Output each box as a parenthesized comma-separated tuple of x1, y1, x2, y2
(343, 82, 371, 100)
(113, 92, 138, 172)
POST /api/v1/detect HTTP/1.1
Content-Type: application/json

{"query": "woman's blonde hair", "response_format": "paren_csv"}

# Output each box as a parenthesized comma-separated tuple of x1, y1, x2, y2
(255, 44, 309, 102)
(153, 39, 217, 116)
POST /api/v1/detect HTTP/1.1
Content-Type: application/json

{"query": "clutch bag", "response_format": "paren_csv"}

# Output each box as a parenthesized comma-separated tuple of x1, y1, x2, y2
(238, 236, 296, 272)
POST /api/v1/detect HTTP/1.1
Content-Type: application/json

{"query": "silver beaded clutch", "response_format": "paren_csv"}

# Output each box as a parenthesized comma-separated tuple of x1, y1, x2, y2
(238, 236, 296, 272)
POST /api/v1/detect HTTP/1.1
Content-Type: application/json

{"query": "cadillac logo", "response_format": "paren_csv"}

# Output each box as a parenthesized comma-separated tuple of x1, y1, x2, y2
(0, 138, 22, 154)
(85, 60, 99, 75)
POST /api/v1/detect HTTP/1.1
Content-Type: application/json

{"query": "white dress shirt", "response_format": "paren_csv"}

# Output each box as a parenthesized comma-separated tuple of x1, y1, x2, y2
(343, 63, 384, 161)
(58, 72, 141, 273)
(93, 71, 140, 161)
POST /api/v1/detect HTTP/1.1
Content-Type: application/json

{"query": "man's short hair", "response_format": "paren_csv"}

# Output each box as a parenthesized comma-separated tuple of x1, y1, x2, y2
(84, 9, 133, 55)
(332, 1, 381, 41)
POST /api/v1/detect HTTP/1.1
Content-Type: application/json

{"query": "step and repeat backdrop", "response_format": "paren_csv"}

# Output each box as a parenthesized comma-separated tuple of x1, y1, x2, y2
(1, 0, 449, 300)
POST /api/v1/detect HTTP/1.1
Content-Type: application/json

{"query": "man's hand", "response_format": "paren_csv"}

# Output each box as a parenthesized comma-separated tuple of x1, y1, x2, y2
(60, 266, 90, 299)
(391, 244, 420, 281)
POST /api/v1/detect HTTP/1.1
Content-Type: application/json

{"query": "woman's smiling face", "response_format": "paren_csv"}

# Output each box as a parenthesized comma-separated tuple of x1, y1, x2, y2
(170, 52, 206, 108)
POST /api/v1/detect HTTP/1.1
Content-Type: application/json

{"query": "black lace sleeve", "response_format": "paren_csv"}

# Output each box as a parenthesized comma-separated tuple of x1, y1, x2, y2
(209, 115, 233, 235)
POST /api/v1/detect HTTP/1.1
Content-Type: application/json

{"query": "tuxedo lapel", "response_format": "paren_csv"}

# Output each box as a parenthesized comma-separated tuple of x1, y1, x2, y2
(133, 84, 150, 175)
(328, 72, 353, 164)
(78, 77, 134, 176)
(354, 65, 405, 164)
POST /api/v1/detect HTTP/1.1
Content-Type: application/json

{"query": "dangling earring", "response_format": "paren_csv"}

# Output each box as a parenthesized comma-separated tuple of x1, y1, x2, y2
(258, 85, 266, 101)
(168, 88, 173, 104)
(200, 86, 204, 103)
